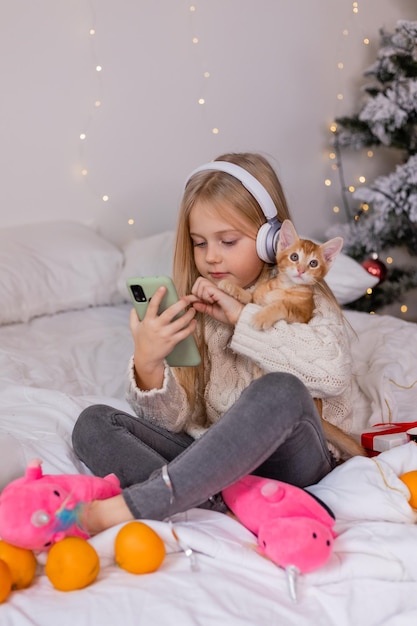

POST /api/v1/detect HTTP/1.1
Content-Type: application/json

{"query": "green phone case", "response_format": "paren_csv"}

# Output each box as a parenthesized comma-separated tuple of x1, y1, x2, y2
(126, 275, 201, 367)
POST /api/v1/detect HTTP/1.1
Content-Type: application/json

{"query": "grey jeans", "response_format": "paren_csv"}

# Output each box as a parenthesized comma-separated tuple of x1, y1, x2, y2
(72, 372, 336, 520)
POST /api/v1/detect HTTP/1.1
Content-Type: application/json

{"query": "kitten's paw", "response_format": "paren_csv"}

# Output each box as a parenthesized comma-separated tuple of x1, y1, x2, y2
(217, 279, 233, 294)
(217, 280, 251, 304)
(252, 310, 279, 330)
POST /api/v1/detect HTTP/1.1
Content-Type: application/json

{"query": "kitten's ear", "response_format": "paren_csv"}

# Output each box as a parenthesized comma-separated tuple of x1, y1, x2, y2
(320, 237, 344, 266)
(277, 220, 299, 252)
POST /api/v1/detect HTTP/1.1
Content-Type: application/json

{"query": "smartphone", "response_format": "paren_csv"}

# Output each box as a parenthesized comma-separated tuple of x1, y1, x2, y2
(126, 275, 201, 367)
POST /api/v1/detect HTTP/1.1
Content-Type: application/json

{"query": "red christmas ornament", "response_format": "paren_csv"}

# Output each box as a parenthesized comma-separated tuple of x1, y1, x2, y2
(361, 257, 388, 283)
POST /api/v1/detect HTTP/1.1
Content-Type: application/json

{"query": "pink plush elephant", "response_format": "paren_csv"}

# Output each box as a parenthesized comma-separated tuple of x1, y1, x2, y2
(222, 475, 336, 574)
(0, 459, 121, 551)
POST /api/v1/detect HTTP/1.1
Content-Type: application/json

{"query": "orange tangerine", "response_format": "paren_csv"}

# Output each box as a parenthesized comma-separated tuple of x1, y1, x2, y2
(0, 559, 12, 603)
(45, 537, 100, 592)
(115, 521, 166, 574)
(399, 471, 417, 508)
(0, 540, 37, 590)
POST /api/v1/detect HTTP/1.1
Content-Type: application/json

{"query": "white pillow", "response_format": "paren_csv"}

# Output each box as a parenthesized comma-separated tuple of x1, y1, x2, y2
(118, 230, 379, 305)
(0, 221, 124, 325)
(118, 230, 176, 300)
(325, 251, 379, 305)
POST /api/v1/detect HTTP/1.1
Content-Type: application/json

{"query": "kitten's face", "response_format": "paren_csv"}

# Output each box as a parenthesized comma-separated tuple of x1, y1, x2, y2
(275, 220, 343, 287)
(277, 241, 330, 286)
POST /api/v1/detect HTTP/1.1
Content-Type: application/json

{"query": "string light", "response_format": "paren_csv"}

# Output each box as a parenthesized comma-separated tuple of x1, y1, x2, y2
(77, 1, 220, 231)
(78, 4, 105, 203)
(324, 3, 374, 224)
(189, 2, 219, 137)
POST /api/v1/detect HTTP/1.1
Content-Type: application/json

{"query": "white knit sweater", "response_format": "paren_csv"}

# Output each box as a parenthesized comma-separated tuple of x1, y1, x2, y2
(126, 290, 355, 446)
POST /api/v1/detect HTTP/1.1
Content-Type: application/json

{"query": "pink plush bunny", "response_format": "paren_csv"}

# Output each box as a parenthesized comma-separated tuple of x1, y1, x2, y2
(0, 459, 121, 551)
(222, 475, 336, 600)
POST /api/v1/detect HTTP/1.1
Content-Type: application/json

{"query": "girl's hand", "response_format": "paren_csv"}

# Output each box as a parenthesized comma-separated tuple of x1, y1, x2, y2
(191, 277, 244, 325)
(129, 286, 197, 389)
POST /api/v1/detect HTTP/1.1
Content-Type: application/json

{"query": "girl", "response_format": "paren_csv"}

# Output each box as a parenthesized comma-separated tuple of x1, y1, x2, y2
(72, 152, 354, 533)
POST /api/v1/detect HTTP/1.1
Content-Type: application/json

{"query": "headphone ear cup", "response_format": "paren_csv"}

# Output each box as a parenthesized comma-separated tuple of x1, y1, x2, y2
(256, 219, 281, 263)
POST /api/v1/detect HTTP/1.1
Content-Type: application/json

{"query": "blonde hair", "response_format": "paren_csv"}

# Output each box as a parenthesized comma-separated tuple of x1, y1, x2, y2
(172, 152, 291, 413)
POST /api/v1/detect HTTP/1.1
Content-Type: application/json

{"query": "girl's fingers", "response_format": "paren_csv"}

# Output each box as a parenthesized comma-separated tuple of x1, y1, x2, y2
(191, 277, 221, 303)
(168, 306, 196, 334)
(144, 286, 167, 318)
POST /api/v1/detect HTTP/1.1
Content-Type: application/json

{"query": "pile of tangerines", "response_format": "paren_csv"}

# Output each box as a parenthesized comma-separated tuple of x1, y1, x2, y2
(0, 521, 166, 602)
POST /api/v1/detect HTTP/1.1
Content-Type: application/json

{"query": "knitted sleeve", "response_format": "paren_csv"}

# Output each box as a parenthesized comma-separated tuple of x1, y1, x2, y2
(230, 291, 352, 399)
(125, 357, 202, 432)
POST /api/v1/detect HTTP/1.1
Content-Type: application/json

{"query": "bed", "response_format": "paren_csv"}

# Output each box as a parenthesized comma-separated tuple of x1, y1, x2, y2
(1, 221, 417, 626)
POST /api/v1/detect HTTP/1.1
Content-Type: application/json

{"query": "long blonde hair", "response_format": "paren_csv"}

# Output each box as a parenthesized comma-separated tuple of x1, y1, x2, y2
(172, 152, 292, 412)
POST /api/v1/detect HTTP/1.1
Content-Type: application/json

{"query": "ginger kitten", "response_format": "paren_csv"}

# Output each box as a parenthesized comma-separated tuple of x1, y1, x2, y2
(219, 219, 366, 459)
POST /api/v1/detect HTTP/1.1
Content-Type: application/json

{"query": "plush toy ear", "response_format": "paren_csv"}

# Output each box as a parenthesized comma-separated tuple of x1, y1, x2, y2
(260, 481, 286, 502)
(25, 458, 44, 482)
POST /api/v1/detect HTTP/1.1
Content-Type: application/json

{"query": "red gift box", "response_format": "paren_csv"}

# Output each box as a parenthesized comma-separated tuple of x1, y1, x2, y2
(361, 421, 417, 456)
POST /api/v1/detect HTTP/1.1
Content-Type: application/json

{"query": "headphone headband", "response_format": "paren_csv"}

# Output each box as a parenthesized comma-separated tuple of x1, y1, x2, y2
(186, 161, 278, 221)
(185, 160, 282, 263)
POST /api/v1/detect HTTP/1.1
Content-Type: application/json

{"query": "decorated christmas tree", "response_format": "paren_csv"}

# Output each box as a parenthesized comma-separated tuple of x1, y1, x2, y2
(327, 19, 417, 313)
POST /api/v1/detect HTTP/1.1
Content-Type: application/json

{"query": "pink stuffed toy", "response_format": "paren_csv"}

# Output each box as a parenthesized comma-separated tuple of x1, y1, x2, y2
(0, 459, 121, 551)
(222, 475, 336, 600)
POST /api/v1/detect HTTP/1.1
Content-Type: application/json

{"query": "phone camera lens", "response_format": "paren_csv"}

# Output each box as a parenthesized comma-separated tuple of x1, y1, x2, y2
(131, 285, 147, 302)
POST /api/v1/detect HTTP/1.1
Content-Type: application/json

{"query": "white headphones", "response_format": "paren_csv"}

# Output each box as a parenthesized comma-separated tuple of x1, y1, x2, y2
(186, 161, 282, 263)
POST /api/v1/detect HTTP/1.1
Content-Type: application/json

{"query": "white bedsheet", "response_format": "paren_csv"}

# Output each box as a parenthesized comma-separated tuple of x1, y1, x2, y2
(0, 304, 417, 625)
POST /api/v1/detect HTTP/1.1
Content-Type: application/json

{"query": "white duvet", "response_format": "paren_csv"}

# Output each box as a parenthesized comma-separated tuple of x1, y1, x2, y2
(1, 304, 417, 626)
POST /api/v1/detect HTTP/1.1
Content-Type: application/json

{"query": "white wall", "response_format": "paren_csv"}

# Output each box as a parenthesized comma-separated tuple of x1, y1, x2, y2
(1, 1, 416, 316)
